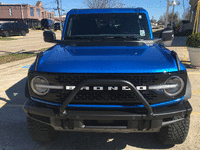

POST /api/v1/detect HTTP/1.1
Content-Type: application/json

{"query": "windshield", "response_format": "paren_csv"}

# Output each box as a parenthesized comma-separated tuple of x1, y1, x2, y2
(64, 13, 151, 40)
(1, 23, 10, 26)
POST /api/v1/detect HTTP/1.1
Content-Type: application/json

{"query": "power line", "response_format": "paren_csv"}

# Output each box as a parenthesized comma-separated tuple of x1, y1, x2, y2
(44, 1, 57, 6)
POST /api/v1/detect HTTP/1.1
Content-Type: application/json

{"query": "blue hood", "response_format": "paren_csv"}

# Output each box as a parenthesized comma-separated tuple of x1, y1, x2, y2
(31, 44, 185, 73)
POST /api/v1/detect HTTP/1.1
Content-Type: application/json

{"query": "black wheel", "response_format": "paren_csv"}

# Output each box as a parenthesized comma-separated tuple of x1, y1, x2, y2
(27, 117, 60, 143)
(3, 31, 9, 37)
(157, 116, 190, 145)
(21, 30, 26, 36)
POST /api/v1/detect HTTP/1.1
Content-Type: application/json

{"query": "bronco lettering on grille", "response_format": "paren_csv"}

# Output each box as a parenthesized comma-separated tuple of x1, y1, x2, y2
(66, 86, 147, 91)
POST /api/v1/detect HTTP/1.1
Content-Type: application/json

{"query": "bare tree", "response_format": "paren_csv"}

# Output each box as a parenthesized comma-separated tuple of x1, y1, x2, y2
(182, 7, 190, 20)
(168, 11, 180, 24)
(83, 0, 124, 8)
(150, 16, 157, 24)
(158, 13, 166, 25)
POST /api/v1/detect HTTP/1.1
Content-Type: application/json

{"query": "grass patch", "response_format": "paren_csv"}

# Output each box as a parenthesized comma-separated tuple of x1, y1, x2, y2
(0, 47, 49, 65)
(0, 37, 16, 41)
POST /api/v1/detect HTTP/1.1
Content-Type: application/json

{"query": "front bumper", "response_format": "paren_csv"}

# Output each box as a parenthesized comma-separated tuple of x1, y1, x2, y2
(23, 99, 192, 133)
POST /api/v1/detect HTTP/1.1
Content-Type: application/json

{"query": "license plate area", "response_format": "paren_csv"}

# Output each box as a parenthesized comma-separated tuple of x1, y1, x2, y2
(82, 120, 128, 129)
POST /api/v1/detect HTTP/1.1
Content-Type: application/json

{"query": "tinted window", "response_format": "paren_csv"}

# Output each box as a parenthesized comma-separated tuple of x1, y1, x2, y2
(65, 13, 150, 40)
(48, 20, 53, 25)
(1, 23, 10, 26)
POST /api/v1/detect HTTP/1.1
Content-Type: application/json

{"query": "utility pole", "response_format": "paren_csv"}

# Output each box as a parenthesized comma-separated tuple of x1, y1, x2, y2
(20, 5, 24, 20)
(56, 0, 63, 32)
(165, 0, 172, 28)
(171, 0, 180, 29)
(171, 1, 175, 28)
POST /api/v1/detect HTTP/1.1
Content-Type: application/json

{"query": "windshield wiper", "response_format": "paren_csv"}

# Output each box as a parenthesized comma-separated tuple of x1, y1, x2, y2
(65, 36, 94, 41)
(65, 35, 140, 41)
(102, 36, 139, 41)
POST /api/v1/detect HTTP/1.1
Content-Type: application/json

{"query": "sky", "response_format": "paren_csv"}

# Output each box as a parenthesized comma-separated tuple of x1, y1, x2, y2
(1, 0, 190, 20)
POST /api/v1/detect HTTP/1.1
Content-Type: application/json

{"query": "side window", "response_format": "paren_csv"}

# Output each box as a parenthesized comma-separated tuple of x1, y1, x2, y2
(37, 9, 40, 17)
(9, 7, 12, 16)
(30, 7, 34, 17)
(66, 17, 73, 36)
(7, 23, 12, 28)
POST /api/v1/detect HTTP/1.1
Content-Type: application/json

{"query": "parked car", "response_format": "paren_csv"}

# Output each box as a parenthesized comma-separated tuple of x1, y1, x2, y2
(54, 22, 64, 31)
(41, 19, 54, 30)
(0, 22, 29, 37)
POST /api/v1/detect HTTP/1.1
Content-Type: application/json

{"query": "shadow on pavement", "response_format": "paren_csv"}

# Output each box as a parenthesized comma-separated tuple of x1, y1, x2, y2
(0, 77, 175, 150)
(171, 36, 187, 46)
(37, 132, 174, 150)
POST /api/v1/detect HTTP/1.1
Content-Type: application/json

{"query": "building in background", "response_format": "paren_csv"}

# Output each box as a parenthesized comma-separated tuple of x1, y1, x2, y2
(0, 1, 54, 28)
(54, 13, 66, 23)
(189, 0, 200, 32)
(177, 0, 199, 33)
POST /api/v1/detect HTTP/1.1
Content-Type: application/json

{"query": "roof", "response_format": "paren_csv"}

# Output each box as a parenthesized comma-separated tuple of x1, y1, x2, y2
(68, 8, 147, 15)
(0, 4, 28, 6)
(36, 1, 42, 6)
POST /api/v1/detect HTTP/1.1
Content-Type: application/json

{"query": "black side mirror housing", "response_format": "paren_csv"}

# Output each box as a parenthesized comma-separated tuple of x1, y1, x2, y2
(43, 31, 56, 43)
(161, 29, 174, 41)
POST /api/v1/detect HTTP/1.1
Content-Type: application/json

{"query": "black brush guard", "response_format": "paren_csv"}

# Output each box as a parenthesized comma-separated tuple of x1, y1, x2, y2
(60, 79, 153, 116)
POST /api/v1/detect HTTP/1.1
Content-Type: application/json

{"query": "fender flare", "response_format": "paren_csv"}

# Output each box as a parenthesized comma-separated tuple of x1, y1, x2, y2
(25, 79, 30, 99)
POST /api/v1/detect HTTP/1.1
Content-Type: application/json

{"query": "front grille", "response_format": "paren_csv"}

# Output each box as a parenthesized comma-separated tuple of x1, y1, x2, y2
(54, 74, 159, 86)
(55, 88, 158, 105)
(54, 74, 160, 105)
(28, 72, 187, 105)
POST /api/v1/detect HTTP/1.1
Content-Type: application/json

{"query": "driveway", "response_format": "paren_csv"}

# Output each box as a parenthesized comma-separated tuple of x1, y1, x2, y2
(0, 30, 62, 56)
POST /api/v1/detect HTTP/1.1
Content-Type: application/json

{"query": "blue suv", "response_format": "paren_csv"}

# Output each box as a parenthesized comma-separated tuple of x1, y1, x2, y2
(24, 8, 192, 145)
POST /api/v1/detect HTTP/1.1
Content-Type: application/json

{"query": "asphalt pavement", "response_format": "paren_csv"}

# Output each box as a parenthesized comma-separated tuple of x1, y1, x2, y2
(0, 38, 200, 149)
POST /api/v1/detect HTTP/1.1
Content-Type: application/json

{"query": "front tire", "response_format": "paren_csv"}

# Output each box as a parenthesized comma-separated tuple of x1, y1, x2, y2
(157, 116, 190, 145)
(21, 30, 26, 36)
(3, 31, 9, 37)
(27, 117, 60, 143)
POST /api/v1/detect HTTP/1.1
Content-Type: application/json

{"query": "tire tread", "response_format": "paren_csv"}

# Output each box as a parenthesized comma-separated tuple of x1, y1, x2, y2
(157, 115, 190, 145)
(27, 117, 60, 143)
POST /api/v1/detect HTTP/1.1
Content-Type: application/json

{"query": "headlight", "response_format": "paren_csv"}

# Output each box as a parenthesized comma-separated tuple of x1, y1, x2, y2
(31, 76, 49, 95)
(149, 76, 184, 97)
(164, 76, 184, 97)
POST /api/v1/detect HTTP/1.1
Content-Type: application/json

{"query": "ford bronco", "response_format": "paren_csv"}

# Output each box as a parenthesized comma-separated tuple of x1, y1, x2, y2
(23, 8, 192, 145)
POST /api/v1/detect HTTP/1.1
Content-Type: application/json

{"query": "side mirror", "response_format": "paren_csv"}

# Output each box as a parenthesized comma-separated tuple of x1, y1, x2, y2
(43, 31, 56, 43)
(161, 29, 174, 41)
